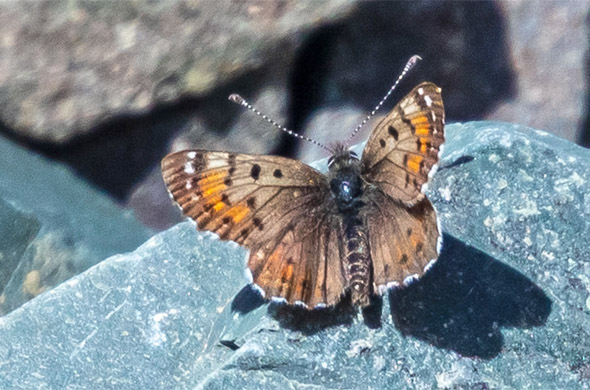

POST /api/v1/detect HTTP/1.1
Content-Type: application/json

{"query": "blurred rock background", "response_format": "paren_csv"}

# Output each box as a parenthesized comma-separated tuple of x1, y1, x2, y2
(0, 1, 588, 310)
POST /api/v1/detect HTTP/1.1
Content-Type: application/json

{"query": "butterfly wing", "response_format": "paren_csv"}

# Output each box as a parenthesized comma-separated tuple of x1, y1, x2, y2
(161, 151, 346, 307)
(361, 187, 440, 291)
(361, 82, 444, 205)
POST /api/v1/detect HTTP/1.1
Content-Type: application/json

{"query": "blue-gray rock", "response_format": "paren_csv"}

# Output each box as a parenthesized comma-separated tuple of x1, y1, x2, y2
(0, 121, 588, 389)
(0, 136, 152, 315)
(0, 199, 40, 295)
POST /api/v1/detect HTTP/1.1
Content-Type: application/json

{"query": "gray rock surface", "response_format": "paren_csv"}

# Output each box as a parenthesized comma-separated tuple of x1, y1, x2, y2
(0, 121, 588, 389)
(0, 135, 152, 315)
(0, 0, 353, 143)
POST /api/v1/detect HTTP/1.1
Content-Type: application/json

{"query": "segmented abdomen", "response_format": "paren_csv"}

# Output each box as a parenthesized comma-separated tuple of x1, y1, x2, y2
(343, 216, 371, 307)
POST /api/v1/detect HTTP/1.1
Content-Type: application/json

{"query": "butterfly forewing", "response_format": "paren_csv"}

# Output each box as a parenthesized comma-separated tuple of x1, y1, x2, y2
(361, 82, 445, 205)
(161, 150, 346, 307)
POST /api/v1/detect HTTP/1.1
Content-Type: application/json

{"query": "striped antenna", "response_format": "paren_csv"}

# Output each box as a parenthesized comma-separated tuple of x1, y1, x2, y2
(228, 94, 333, 153)
(344, 55, 422, 146)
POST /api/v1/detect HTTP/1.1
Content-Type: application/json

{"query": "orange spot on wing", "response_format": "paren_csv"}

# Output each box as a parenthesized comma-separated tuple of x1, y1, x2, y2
(407, 155, 423, 173)
(203, 183, 226, 198)
(199, 171, 227, 187)
(420, 142, 428, 153)
(213, 202, 225, 212)
(411, 115, 432, 136)
(411, 115, 429, 125)
(225, 204, 250, 224)
(414, 125, 431, 136)
(256, 244, 285, 289)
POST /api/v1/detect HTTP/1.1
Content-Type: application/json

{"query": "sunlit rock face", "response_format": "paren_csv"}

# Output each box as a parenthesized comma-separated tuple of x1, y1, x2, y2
(0, 122, 589, 389)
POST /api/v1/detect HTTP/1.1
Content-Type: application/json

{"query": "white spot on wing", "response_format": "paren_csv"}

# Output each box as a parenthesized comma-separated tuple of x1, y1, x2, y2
(386, 281, 400, 290)
(271, 296, 287, 304)
(251, 283, 265, 297)
(207, 159, 226, 169)
(403, 274, 419, 286)
(421, 182, 429, 194)
(417, 87, 424, 95)
(187, 151, 197, 159)
(184, 162, 195, 174)
(424, 258, 437, 273)
(424, 95, 433, 107)
(427, 163, 439, 180)
(185, 182, 192, 190)
(436, 216, 444, 254)
(244, 267, 253, 283)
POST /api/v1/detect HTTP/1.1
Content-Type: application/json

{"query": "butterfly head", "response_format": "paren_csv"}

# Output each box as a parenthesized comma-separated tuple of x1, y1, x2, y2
(327, 143, 359, 172)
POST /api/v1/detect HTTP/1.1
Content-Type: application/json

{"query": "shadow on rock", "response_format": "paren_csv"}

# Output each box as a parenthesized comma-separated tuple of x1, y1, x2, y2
(267, 295, 357, 335)
(232, 284, 385, 334)
(390, 233, 552, 359)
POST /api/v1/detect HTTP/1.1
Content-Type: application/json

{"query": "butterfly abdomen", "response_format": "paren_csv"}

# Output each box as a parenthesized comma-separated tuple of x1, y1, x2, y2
(343, 216, 371, 308)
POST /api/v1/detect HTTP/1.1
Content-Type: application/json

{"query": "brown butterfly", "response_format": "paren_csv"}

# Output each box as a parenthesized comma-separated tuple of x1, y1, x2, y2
(162, 70, 444, 309)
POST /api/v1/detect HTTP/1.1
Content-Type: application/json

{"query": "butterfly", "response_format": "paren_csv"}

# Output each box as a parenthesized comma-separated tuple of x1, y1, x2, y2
(161, 78, 444, 309)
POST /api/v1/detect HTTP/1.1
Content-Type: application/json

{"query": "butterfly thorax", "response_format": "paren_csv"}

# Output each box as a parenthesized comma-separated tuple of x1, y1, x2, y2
(328, 147, 364, 213)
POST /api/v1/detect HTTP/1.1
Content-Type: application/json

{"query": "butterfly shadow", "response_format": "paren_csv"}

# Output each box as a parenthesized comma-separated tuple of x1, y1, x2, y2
(389, 233, 552, 359)
(231, 287, 360, 335)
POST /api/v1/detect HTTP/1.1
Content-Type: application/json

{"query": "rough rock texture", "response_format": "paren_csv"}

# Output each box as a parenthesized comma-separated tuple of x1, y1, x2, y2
(0, 0, 353, 143)
(0, 121, 588, 388)
(0, 135, 152, 315)
(492, 0, 589, 143)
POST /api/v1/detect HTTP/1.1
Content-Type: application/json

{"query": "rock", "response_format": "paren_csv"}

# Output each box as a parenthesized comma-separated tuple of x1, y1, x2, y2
(0, 199, 40, 296)
(0, 121, 588, 389)
(0, 135, 152, 315)
(0, 0, 354, 144)
(492, 0, 589, 143)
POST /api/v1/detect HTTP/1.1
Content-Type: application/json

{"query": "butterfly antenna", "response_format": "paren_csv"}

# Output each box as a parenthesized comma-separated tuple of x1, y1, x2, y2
(228, 94, 333, 153)
(344, 55, 422, 146)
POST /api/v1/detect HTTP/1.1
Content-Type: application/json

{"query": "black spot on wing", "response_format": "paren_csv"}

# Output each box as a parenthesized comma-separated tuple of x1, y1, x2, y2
(388, 126, 399, 140)
(253, 217, 264, 231)
(400, 254, 408, 264)
(221, 194, 231, 205)
(251, 164, 261, 180)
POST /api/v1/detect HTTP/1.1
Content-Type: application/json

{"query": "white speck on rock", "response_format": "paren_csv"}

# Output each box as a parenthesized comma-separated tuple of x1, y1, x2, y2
(488, 153, 500, 163)
(513, 198, 541, 217)
(438, 187, 452, 201)
(522, 236, 533, 247)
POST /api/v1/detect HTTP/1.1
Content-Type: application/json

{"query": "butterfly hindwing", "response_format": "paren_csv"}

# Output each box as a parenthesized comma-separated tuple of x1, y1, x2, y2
(161, 150, 346, 307)
(361, 82, 445, 205)
(248, 214, 346, 307)
(361, 187, 440, 291)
